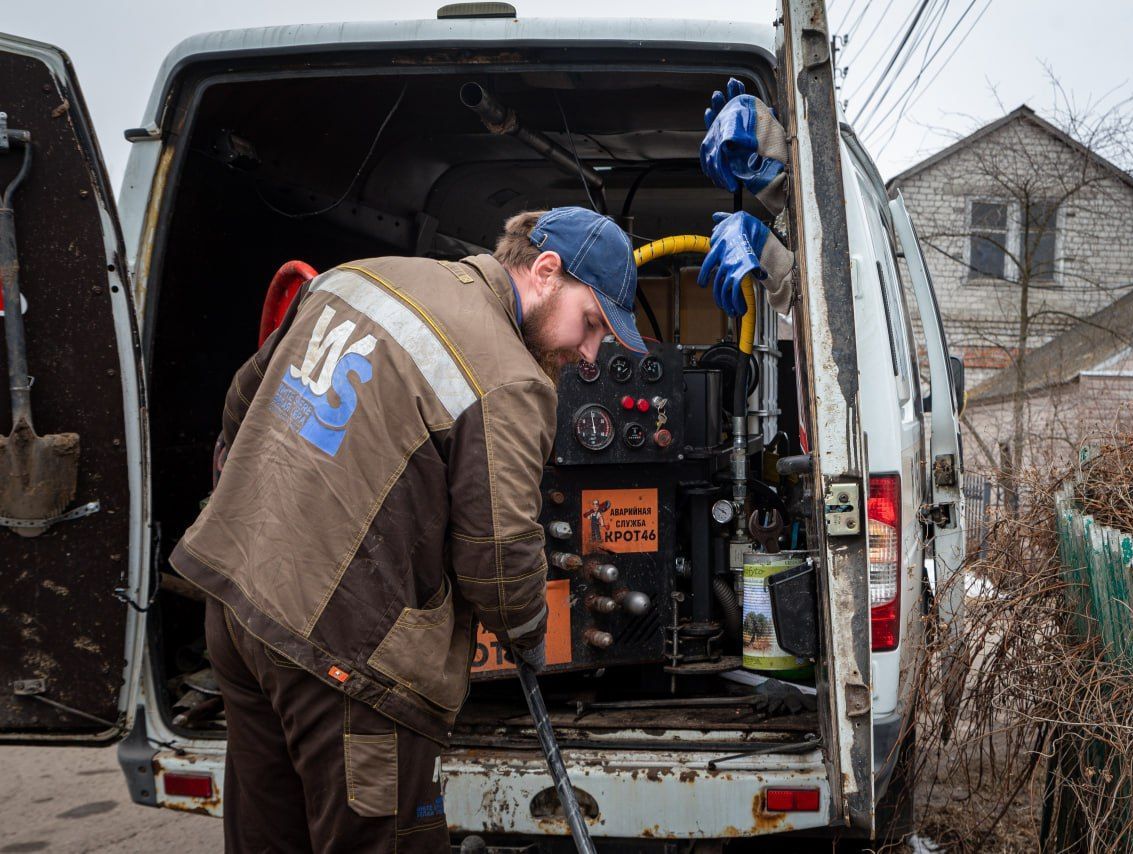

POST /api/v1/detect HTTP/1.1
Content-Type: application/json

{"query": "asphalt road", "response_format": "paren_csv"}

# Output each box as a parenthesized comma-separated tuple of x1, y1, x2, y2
(0, 746, 223, 853)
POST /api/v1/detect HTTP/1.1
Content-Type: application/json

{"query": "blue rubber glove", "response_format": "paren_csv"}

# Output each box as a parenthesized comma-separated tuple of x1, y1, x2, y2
(700, 79, 789, 211)
(698, 212, 796, 316)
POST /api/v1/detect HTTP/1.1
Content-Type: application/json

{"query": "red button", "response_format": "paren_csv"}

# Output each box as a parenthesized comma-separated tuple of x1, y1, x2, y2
(636, 398, 650, 412)
(653, 428, 672, 448)
(620, 395, 635, 410)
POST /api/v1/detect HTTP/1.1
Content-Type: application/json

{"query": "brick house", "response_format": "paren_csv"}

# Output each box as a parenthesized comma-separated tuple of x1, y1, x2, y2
(887, 105, 1133, 469)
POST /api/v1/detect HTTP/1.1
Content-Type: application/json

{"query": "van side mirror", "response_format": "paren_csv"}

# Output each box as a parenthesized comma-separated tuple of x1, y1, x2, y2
(949, 355, 966, 416)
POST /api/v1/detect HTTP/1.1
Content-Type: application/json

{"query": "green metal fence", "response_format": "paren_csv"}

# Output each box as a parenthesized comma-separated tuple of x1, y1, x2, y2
(1055, 451, 1133, 666)
(1045, 449, 1133, 850)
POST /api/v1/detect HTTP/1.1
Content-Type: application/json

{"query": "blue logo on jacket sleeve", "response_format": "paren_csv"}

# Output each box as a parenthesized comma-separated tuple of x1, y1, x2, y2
(269, 305, 376, 456)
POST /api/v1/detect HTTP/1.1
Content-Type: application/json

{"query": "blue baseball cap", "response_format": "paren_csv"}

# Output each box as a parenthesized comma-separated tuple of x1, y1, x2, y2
(529, 207, 645, 353)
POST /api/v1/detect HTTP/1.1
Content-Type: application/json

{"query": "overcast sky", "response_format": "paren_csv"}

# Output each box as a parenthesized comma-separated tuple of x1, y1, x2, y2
(6, 0, 1131, 192)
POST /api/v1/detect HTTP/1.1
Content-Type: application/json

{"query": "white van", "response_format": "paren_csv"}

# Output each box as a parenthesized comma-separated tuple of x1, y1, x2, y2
(0, 0, 965, 847)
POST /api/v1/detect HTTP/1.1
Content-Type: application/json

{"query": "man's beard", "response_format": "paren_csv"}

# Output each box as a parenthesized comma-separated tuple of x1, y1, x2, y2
(521, 290, 579, 388)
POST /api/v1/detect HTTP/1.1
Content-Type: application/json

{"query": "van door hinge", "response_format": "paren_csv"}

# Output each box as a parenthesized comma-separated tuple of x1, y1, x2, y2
(823, 482, 861, 536)
(933, 453, 957, 487)
(919, 502, 956, 528)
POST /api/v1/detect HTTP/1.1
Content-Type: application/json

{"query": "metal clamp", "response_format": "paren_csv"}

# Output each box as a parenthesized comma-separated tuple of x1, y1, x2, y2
(0, 499, 101, 531)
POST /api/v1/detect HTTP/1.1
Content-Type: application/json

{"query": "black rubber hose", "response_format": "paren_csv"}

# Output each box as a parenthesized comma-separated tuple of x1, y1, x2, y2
(636, 286, 663, 343)
(713, 575, 742, 641)
(733, 350, 749, 426)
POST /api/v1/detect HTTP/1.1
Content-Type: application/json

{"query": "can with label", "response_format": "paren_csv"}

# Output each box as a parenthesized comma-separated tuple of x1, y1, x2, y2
(742, 551, 809, 672)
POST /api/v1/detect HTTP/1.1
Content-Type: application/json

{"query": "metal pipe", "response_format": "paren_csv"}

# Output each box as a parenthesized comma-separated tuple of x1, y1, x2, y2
(459, 83, 604, 192)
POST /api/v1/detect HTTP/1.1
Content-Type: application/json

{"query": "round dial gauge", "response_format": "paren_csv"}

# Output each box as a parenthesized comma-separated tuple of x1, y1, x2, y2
(573, 405, 615, 451)
(577, 359, 600, 383)
(640, 355, 664, 383)
(608, 354, 633, 383)
(622, 422, 647, 448)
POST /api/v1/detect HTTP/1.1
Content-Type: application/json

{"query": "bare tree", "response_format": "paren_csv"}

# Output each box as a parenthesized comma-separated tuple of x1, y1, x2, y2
(917, 73, 1133, 501)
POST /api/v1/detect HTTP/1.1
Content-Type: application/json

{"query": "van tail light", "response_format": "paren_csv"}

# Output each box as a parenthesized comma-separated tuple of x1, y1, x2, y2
(765, 787, 821, 812)
(163, 772, 215, 800)
(868, 474, 901, 652)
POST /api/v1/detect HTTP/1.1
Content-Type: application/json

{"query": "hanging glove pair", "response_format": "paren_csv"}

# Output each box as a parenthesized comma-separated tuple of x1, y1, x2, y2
(698, 78, 795, 317)
(698, 211, 795, 317)
(700, 78, 789, 216)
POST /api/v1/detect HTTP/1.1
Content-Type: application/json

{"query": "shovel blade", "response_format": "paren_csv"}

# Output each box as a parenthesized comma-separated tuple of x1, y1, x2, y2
(0, 416, 80, 536)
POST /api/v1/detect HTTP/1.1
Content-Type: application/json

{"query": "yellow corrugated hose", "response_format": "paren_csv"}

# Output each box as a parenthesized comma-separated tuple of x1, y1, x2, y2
(632, 234, 757, 355)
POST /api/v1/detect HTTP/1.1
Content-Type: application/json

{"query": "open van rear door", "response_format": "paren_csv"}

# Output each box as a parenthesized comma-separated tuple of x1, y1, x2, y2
(778, 0, 874, 834)
(0, 34, 148, 744)
(889, 194, 966, 648)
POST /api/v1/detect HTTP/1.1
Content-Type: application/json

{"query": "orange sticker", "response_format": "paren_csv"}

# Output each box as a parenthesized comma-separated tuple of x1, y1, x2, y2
(472, 579, 571, 673)
(328, 665, 350, 683)
(580, 488, 659, 555)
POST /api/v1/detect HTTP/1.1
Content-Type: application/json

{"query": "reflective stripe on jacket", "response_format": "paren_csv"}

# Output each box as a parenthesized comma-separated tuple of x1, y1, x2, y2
(170, 254, 556, 744)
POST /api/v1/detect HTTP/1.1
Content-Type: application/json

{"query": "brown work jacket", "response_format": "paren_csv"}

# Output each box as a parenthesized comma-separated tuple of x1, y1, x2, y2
(171, 254, 556, 745)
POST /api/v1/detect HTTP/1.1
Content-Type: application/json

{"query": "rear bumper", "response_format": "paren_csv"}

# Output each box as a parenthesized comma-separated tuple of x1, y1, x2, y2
(131, 743, 834, 839)
(443, 745, 833, 839)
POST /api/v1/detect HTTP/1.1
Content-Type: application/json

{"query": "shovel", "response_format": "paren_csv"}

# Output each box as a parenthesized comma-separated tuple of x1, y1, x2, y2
(0, 120, 80, 537)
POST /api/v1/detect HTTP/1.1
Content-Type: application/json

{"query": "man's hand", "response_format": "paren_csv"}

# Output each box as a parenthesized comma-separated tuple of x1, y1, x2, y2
(697, 211, 796, 316)
(700, 78, 789, 214)
(505, 635, 547, 673)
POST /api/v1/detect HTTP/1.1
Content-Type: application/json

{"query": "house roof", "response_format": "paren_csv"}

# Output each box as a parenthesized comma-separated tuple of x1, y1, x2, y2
(967, 288, 1133, 405)
(886, 105, 1133, 193)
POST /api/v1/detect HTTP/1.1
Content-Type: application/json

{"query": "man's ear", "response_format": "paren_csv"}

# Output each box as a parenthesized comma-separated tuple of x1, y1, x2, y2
(530, 250, 564, 297)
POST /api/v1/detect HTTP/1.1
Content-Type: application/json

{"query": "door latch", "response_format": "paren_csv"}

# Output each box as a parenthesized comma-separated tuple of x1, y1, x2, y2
(823, 482, 861, 536)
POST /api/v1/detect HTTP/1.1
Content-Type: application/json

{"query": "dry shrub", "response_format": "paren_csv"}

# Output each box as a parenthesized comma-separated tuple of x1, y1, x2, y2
(912, 438, 1133, 852)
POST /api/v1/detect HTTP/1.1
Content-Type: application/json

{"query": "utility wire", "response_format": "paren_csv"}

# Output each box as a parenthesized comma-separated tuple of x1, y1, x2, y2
(861, 0, 972, 137)
(851, 0, 937, 123)
(843, 0, 932, 104)
(836, 0, 900, 75)
(866, 0, 993, 155)
(856, 0, 952, 134)
(835, 0, 865, 35)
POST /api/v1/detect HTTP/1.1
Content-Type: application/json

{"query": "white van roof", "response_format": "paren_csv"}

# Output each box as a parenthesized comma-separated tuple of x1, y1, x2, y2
(142, 17, 775, 125)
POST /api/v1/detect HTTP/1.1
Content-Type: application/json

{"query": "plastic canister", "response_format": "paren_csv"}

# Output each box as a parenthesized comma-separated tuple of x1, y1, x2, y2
(742, 551, 810, 672)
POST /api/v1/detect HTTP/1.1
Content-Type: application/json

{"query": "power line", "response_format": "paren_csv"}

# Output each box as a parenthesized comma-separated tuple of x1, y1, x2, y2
(856, 0, 953, 134)
(862, 0, 980, 137)
(866, 0, 993, 156)
(865, 0, 992, 158)
(843, 0, 934, 105)
(851, 0, 939, 123)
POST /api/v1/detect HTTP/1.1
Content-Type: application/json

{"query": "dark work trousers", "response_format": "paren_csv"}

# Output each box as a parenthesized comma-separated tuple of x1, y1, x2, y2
(204, 597, 449, 853)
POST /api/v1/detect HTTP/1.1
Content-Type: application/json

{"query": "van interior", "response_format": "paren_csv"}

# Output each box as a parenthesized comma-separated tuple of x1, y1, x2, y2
(146, 52, 821, 749)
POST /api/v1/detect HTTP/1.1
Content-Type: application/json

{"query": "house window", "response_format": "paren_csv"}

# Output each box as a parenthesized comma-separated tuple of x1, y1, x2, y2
(968, 201, 1009, 280)
(1024, 201, 1058, 281)
(967, 199, 1060, 283)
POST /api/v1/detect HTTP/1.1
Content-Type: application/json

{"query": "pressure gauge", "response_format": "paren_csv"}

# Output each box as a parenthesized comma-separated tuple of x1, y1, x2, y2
(573, 404, 615, 451)
(640, 355, 664, 383)
(577, 359, 600, 383)
(622, 422, 647, 448)
(711, 499, 736, 524)
(607, 354, 633, 383)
